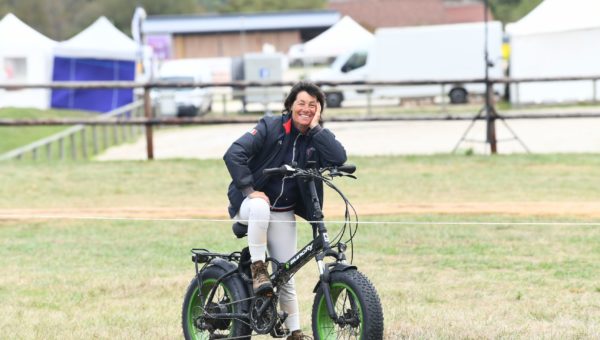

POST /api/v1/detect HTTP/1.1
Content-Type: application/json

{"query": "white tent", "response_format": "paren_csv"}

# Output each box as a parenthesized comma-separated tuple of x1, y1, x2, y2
(506, 0, 600, 104)
(0, 13, 57, 109)
(288, 16, 373, 64)
(54, 16, 138, 60)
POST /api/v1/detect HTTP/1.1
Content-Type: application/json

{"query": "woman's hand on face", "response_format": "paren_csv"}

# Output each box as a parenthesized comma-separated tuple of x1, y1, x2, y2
(310, 102, 321, 129)
(249, 191, 270, 205)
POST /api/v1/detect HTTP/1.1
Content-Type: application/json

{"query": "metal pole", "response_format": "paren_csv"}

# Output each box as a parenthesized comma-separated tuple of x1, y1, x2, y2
(92, 126, 99, 155)
(483, 0, 498, 154)
(102, 125, 108, 149)
(81, 128, 88, 159)
(120, 120, 127, 143)
(112, 123, 119, 145)
(70, 134, 77, 160)
(144, 86, 154, 160)
(485, 82, 497, 154)
(128, 114, 134, 140)
(59, 138, 65, 160)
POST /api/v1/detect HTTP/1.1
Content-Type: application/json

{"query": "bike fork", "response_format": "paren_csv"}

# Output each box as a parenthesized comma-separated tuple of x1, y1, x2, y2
(317, 258, 339, 321)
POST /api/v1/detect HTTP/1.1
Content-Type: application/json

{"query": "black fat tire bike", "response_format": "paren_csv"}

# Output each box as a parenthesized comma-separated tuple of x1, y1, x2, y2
(182, 164, 384, 339)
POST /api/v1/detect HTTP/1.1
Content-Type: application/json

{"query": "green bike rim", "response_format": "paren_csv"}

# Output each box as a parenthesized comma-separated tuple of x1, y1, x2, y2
(186, 278, 233, 340)
(315, 282, 364, 340)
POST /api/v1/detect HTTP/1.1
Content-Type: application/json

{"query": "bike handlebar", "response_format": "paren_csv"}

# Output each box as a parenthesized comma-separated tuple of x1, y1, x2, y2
(262, 164, 295, 176)
(262, 164, 357, 177)
(337, 164, 356, 174)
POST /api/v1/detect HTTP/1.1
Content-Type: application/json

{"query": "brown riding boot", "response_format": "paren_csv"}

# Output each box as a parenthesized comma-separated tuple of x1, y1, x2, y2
(287, 330, 312, 340)
(250, 260, 273, 295)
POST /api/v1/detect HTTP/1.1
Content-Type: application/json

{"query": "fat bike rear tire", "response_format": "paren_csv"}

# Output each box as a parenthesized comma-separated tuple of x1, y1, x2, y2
(182, 266, 251, 340)
(311, 269, 384, 340)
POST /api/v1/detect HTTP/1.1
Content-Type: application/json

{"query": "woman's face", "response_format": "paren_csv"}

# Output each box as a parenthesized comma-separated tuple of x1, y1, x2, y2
(291, 91, 318, 132)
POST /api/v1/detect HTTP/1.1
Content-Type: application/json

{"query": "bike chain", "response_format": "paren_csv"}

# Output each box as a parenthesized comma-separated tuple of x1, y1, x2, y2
(195, 295, 288, 338)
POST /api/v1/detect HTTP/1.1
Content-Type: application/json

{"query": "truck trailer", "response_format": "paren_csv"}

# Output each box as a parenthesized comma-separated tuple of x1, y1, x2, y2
(310, 21, 505, 107)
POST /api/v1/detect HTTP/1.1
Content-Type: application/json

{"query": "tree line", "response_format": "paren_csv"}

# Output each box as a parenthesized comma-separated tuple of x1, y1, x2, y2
(0, 0, 540, 40)
(0, 0, 326, 40)
(488, 0, 543, 24)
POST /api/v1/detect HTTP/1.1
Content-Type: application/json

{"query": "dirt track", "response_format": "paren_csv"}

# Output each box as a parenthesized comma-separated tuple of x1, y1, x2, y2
(2, 201, 600, 220)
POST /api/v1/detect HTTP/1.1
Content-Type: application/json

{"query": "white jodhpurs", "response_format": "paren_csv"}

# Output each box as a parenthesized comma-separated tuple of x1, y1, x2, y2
(235, 197, 301, 332)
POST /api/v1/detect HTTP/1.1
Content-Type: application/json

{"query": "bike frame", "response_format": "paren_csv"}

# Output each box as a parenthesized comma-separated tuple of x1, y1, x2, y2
(192, 169, 349, 333)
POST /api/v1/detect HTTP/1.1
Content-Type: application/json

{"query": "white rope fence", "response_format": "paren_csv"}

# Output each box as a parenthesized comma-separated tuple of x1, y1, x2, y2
(1, 213, 600, 226)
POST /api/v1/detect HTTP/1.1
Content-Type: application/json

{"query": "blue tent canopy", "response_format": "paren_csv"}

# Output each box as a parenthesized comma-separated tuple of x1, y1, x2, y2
(50, 17, 139, 113)
(51, 57, 134, 112)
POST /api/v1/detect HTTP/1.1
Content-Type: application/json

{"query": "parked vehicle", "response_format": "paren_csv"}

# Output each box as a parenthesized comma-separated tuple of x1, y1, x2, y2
(154, 59, 213, 117)
(310, 21, 505, 107)
(231, 53, 286, 112)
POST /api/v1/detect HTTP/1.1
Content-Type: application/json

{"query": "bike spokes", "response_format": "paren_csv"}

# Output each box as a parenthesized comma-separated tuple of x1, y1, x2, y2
(315, 283, 363, 339)
(189, 279, 234, 339)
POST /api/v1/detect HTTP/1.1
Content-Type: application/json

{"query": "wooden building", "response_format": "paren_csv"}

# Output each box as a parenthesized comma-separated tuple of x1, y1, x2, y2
(142, 11, 340, 59)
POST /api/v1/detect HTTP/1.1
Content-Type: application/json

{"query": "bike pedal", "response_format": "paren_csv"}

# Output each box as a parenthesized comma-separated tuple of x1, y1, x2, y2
(255, 285, 274, 297)
(269, 311, 289, 338)
(269, 325, 289, 338)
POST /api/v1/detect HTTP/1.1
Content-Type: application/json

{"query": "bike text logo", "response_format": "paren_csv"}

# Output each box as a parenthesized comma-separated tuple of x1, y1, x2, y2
(288, 244, 312, 266)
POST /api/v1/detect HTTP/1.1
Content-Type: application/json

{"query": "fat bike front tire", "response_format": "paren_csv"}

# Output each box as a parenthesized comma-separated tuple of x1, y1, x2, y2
(182, 266, 251, 340)
(312, 269, 384, 340)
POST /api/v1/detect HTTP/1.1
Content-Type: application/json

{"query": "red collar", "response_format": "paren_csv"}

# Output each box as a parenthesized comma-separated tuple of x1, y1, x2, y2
(283, 118, 292, 134)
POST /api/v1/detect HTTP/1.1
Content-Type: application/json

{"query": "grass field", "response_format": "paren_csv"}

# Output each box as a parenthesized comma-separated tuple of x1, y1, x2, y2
(0, 107, 144, 161)
(0, 107, 94, 154)
(1, 155, 600, 338)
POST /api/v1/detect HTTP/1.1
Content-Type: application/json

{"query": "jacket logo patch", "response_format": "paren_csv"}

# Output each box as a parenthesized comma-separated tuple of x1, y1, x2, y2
(248, 128, 257, 136)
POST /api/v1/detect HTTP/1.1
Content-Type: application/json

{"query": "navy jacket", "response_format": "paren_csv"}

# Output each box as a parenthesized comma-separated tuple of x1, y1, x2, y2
(223, 114, 347, 220)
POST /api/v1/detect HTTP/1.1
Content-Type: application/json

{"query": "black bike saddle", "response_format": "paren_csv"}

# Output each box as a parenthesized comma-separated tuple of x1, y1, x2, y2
(232, 222, 248, 238)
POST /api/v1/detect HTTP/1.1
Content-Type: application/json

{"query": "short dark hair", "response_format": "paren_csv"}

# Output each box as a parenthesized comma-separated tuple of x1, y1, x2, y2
(283, 81, 326, 116)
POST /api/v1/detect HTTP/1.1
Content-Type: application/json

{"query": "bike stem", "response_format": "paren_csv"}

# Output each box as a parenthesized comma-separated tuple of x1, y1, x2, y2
(307, 176, 329, 248)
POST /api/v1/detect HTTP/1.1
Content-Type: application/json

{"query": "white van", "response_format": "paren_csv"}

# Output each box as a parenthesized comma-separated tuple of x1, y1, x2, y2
(154, 59, 213, 117)
(310, 21, 505, 107)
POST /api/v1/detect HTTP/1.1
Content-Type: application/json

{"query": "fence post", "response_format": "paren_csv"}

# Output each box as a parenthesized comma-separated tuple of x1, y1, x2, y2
(128, 112, 134, 140)
(144, 86, 154, 160)
(120, 120, 127, 143)
(46, 143, 51, 161)
(59, 137, 65, 160)
(92, 126, 99, 155)
(70, 134, 77, 160)
(102, 125, 109, 150)
(112, 123, 119, 145)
